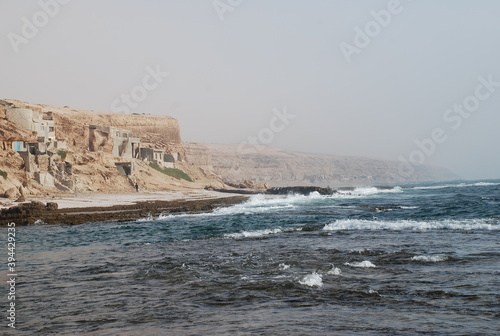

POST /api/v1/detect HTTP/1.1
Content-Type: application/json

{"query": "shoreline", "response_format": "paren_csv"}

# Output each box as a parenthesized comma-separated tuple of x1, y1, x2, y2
(0, 184, 411, 226)
(0, 191, 250, 226)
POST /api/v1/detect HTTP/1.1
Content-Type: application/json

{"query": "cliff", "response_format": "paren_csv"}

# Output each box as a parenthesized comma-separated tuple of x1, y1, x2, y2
(185, 143, 458, 187)
(0, 99, 224, 200)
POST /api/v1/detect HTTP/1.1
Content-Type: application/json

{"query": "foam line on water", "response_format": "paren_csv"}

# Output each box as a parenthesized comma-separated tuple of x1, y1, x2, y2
(411, 255, 449, 262)
(344, 260, 377, 268)
(225, 226, 301, 239)
(332, 186, 403, 199)
(142, 187, 410, 221)
(414, 182, 500, 190)
(224, 228, 283, 238)
(323, 218, 499, 231)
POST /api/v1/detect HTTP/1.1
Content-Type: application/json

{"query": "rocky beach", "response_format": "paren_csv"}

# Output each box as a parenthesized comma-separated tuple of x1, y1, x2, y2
(0, 191, 248, 226)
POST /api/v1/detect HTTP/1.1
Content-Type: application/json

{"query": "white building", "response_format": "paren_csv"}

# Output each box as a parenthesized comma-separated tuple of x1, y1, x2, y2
(6, 108, 56, 142)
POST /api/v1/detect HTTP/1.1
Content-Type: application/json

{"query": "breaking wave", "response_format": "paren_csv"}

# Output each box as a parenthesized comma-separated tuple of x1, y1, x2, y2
(335, 186, 403, 197)
(224, 228, 283, 239)
(299, 272, 323, 287)
(413, 182, 500, 190)
(411, 255, 449, 262)
(327, 265, 342, 275)
(344, 261, 377, 268)
(323, 218, 499, 231)
(141, 187, 409, 221)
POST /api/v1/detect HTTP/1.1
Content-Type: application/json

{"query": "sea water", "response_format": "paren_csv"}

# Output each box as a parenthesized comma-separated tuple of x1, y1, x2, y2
(10, 180, 500, 335)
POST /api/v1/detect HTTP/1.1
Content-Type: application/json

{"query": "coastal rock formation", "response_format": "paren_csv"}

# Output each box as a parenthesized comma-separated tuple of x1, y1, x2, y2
(0, 196, 247, 226)
(185, 143, 457, 187)
(0, 99, 224, 197)
(183, 143, 214, 173)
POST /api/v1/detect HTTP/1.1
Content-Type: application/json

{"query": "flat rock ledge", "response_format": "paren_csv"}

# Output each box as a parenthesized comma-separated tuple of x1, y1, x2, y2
(0, 196, 249, 226)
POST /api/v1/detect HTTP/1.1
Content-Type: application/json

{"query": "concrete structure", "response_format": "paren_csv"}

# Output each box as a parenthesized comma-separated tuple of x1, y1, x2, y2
(139, 148, 154, 162)
(27, 142, 47, 155)
(139, 148, 175, 168)
(12, 141, 27, 152)
(47, 139, 67, 151)
(34, 172, 56, 188)
(164, 153, 176, 163)
(115, 162, 135, 176)
(89, 125, 141, 159)
(153, 150, 164, 163)
(18, 151, 32, 172)
(6, 107, 56, 142)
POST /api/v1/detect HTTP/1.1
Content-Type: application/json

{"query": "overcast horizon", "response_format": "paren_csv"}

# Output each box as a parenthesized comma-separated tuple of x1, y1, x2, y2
(1, 0, 499, 180)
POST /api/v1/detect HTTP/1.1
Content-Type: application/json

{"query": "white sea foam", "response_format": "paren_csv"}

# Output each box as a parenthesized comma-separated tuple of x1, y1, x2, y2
(137, 214, 154, 222)
(327, 265, 342, 275)
(152, 194, 297, 220)
(149, 187, 409, 221)
(323, 218, 498, 231)
(279, 263, 290, 271)
(411, 255, 449, 262)
(334, 186, 403, 198)
(344, 260, 377, 268)
(414, 181, 500, 190)
(299, 272, 323, 287)
(224, 228, 283, 239)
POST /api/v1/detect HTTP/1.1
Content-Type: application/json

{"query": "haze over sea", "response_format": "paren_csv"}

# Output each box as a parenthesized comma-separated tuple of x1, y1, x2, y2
(15, 180, 500, 335)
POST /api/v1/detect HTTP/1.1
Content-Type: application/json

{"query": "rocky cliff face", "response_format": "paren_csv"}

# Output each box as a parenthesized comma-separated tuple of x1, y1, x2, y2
(183, 143, 214, 173)
(186, 143, 458, 187)
(0, 99, 223, 199)
(52, 104, 182, 154)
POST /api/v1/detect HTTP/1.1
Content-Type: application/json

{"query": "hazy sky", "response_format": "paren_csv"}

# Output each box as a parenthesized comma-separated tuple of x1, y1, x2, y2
(1, 0, 499, 180)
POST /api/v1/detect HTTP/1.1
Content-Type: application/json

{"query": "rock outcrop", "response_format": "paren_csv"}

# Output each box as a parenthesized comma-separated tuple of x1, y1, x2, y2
(183, 143, 214, 173)
(0, 99, 224, 197)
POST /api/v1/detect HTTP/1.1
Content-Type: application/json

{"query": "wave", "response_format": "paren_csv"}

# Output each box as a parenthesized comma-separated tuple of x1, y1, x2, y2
(279, 263, 291, 271)
(323, 218, 499, 231)
(411, 255, 449, 263)
(344, 260, 377, 268)
(224, 228, 283, 238)
(334, 186, 403, 198)
(299, 272, 323, 287)
(327, 265, 342, 275)
(140, 187, 409, 221)
(214, 194, 300, 215)
(413, 181, 500, 190)
(146, 195, 300, 221)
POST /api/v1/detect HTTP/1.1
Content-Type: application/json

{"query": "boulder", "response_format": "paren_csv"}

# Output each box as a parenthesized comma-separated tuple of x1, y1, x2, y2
(46, 202, 58, 211)
(4, 187, 20, 200)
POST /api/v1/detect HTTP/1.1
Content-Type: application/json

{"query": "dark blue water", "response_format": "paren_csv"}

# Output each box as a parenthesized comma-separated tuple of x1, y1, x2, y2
(7, 180, 500, 335)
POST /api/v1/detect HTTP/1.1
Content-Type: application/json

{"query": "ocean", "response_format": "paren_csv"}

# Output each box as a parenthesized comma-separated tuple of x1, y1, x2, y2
(11, 180, 500, 335)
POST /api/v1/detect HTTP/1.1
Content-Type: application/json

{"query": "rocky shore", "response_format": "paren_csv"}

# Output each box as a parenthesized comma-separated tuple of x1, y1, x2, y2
(0, 196, 248, 226)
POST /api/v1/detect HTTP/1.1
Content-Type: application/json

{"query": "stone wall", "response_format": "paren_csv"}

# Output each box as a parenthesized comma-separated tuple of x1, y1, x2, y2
(5, 108, 55, 141)
(6, 108, 35, 131)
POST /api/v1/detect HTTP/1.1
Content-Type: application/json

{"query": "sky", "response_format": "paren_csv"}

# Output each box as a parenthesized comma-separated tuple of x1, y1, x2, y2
(1, 0, 499, 180)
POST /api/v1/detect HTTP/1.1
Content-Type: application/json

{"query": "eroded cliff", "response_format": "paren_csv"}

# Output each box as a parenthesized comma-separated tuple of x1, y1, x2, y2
(0, 99, 223, 200)
(185, 143, 458, 187)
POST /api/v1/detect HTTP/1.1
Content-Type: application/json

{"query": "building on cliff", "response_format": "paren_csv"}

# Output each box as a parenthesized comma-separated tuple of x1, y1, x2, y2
(6, 107, 56, 142)
(89, 125, 179, 170)
(88, 125, 141, 159)
(4, 106, 75, 191)
(139, 148, 176, 168)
